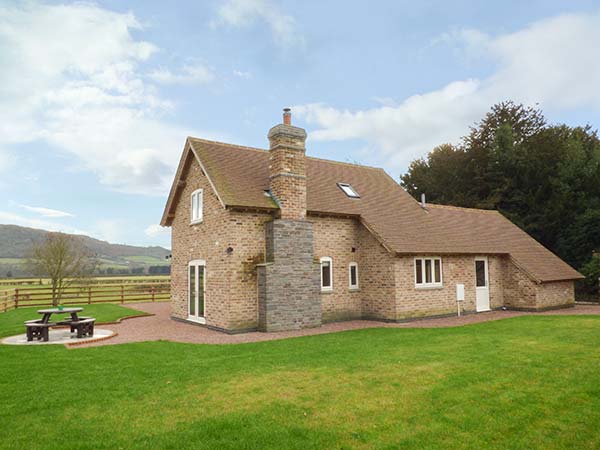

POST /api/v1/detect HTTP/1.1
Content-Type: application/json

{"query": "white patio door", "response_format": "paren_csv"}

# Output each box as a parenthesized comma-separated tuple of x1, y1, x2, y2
(475, 257, 491, 312)
(188, 260, 206, 324)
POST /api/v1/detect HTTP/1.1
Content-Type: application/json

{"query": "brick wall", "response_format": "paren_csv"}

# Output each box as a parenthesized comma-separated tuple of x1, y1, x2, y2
(503, 260, 538, 309)
(503, 260, 575, 310)
(357, 224, 397, 320)
(170, 154, 271, 331)
(393, 255, 505, 320)
(311, 216, 362, 322)
(536, 281, 574, 309)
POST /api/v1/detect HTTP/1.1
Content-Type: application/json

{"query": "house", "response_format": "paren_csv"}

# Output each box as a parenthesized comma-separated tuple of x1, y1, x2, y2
(160, 109, 583, 333)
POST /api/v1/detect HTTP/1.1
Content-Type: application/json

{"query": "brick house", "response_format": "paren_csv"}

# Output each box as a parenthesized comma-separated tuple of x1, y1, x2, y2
(161, 109, 583, 333)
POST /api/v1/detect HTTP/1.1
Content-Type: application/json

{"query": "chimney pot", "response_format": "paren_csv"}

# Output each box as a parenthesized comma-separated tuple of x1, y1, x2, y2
(283, 107, 291, 125)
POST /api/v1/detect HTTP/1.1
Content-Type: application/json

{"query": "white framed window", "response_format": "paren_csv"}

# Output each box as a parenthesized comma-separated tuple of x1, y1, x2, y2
(320, 257, 333, 291)
(348, 262, 359, 290)
(191, 189, 203, 224)
(414, 257, 442, 288)
(337, 182, 360, 198)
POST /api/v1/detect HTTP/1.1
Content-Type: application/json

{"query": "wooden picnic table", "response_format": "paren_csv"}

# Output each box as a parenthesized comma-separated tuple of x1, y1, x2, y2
(25, 307, 95, 342)
(37, 307, 83, 324)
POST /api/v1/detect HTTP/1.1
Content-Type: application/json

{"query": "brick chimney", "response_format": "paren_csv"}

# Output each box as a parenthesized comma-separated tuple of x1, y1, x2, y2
(267, 108, 307, 220)
(258, 108, 321, 332)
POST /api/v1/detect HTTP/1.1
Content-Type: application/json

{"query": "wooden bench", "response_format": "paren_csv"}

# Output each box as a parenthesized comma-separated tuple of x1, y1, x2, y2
(25, 320, 55, 342)
(69, 318, 95, 338)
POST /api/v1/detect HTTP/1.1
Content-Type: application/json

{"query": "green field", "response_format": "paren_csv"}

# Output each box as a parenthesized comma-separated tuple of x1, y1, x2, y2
(0, 275, 168, 285)
(0, 255, 171, 280)
(0, 258, 23, 264)
(123, 255, 170, 265)
(1, 313, 599, 449)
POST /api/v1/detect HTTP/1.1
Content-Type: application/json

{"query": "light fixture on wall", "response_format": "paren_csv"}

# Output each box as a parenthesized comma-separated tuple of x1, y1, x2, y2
(226, 246, 234, 254)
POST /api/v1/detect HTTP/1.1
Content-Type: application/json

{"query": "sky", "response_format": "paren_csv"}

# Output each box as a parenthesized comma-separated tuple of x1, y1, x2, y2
(1, 0, 600, 249)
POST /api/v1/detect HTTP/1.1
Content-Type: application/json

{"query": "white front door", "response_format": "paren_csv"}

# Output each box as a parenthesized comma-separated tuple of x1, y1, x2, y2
(475, 257, 491, 312)
(188, 260, 206, 324)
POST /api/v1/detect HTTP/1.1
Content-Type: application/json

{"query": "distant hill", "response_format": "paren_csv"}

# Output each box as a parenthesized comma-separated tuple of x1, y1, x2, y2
(0, 224, 170, 277)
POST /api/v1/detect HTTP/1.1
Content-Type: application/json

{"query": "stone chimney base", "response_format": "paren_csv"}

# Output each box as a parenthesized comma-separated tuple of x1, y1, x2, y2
(257, 220, 321, 332)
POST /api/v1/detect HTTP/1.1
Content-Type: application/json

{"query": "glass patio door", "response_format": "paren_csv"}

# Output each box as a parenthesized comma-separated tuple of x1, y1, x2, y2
(188, 260, 206, 323)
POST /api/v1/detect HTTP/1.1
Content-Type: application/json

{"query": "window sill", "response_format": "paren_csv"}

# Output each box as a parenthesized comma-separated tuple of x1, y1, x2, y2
(321, 289, 334, 294)
(349, 287, 360, 292)
(190, 219, 203, 226)
(415, 285, 443, 290)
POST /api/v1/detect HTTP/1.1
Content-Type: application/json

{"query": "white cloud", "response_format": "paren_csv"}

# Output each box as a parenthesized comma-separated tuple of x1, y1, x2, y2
(0, 2, 217, 195)
(145, 224, 170, 238)
(0, 211, 86, 235)
(295, 12, 600, 172)
(295, 79, 483, 169)
(19, 205, 74, 218)
(233, 69, 253, 79)
(149, 64, 215, 85)
(430, 27, 491, 60)
(213, 0, 304, 49)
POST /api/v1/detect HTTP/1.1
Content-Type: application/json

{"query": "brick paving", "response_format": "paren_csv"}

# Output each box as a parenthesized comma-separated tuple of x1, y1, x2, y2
(72, 302, 600, 348)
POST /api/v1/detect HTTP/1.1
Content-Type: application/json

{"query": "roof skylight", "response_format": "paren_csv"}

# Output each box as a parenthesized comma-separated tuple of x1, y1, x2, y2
(337, 182, 360, 198)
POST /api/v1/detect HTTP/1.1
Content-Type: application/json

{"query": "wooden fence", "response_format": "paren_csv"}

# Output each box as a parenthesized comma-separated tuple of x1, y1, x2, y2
(0, 281, 170, 312)
(0, 277, 169, 287)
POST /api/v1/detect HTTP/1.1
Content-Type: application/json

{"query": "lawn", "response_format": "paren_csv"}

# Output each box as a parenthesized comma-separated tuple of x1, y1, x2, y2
(0, 304, 147, 339)
(1, 315, 600, 449)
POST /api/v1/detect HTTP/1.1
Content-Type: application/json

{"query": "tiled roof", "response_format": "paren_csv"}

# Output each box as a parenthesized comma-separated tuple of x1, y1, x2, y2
(161, 137, 582, 282)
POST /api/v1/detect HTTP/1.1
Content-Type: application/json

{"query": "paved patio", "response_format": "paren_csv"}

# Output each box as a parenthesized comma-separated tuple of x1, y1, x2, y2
(3, 328, 115, 346)
(72, 302, 600, 348)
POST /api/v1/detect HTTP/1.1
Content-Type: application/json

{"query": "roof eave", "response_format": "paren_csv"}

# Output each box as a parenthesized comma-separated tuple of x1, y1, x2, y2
(160, 138, 194, 227)
(539, 274, 585, 283)
(160, 137, 231, 226)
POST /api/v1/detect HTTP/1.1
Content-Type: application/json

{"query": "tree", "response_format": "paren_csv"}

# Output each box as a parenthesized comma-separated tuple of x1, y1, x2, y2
(580, 255, 600, 299)
(26, 233, 97, 306)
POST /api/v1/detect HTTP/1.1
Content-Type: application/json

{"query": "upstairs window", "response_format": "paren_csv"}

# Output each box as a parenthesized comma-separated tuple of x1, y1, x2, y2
(348, 262, 359, 290)
(320, 257, 333, 291)
(191, 189, 203, 223)
(415, 257, 442, 288)
(337, 182, 360, 198)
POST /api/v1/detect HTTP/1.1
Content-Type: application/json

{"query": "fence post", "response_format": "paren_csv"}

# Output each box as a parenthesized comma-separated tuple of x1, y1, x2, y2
(120, 285, 124, 304)
(151, 287, 155, 302)
(14, 288, 19, 309)
(88, 286, 92, 304)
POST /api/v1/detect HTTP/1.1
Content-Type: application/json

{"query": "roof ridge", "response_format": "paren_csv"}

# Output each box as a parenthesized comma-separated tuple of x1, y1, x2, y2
(427, 203, 499, 214)
(188, 136, 385, 171)
(188, 136, 267, 153)
(305, 155, 384, 171)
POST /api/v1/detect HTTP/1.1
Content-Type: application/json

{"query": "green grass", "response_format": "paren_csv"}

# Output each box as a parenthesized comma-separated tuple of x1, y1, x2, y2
(0, 304, 147, 339)
(1, 315, 600, 449)
(124, 255, 170, 265)
(0, 258, 23, 264)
